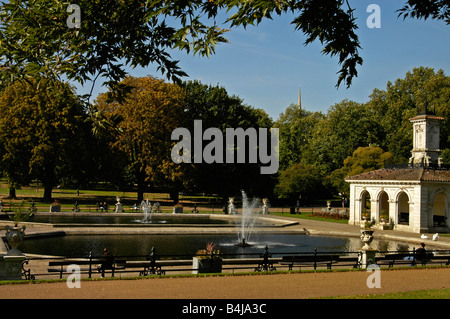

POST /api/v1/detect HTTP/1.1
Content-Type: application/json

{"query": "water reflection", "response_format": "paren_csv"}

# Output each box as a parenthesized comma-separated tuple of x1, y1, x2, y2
(17, 214, 229, 225)
(19, 233, 424, 258)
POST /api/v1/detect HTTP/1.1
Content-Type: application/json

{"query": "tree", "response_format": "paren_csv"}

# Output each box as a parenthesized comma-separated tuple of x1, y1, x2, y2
(95, 76, 185, 201)
(1, 1, 448, 96)
(0, 78, 87, 201)
(328, 146, 394, 196)
(274, 104, 324, 171)
(0, 0, 226, 101)
(179, 80, 274, 200)
(274, 163, 324, 204)
(308, 100, 384, 174)
(366, 67, 450, 162)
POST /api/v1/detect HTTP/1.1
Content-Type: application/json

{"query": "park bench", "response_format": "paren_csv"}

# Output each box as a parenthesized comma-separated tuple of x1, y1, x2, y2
(281, 254, 340, 271)
(336, 255, 361, 269)
(121, 259, 192, 276)
(424, 254, 450, 266)
(48, 257, 125, 279)
(375, 252, 438, 268)
(376, 253, 414, 268)
(223, 258, 278, 272)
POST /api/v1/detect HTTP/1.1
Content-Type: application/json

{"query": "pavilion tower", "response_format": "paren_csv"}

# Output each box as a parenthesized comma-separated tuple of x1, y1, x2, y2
(409, 113, 444, 167)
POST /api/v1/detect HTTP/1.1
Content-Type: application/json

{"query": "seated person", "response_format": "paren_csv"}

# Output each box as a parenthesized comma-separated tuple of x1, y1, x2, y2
(415, 243, 427, 261)
(98, 248, 114, 277)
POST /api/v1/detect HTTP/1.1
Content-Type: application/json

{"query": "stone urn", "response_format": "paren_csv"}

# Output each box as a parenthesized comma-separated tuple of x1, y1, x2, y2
(360, 229, 374, 250)
(5, 225, 26, 256)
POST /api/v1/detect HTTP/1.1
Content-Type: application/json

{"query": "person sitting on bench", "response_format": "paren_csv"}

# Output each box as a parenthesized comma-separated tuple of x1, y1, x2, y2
(415, 243, 427, 262)
(98, 248, 114, 277)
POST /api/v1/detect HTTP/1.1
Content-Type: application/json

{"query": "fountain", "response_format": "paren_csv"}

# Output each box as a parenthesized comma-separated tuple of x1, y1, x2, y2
(235, 190, 260, 248)
(139, 199, 152, 223)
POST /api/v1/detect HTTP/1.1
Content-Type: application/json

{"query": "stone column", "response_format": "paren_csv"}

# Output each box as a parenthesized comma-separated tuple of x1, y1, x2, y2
(359, 249, 377, 269)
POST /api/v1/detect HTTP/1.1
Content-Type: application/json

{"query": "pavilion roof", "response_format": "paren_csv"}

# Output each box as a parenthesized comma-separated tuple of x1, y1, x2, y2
(345, 167, 450, 183)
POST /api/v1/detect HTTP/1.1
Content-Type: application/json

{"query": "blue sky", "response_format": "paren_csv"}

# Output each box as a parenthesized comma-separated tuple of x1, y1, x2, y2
(80, 0, 450, 121)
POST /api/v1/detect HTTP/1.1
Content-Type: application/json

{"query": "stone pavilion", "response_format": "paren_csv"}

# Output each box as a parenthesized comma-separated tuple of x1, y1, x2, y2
(346, 113, 449, 233)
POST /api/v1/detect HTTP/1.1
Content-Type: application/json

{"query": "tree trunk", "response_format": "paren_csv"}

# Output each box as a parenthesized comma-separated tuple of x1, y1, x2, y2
(170, 189, 179, 205)
(136, 169, 146, 202)
(43, 184, 53, 202)
(8, 188, 16, 199)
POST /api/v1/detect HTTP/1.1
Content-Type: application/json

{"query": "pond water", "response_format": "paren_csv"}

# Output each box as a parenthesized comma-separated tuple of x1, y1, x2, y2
(19, 233, 417, 258)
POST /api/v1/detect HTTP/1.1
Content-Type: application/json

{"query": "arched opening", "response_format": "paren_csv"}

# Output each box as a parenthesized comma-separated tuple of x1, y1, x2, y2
(397, 192, 410, 225)
(433, 193, 447, 227)
(361, 191, 371, 221)
(379, 191, 389, 223)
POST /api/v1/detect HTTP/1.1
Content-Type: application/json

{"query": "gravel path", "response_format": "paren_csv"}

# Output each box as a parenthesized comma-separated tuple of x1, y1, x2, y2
(0, 267, 448, 299)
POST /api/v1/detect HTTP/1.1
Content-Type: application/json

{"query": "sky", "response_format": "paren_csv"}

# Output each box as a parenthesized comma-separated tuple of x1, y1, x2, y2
(79, 0, 450, 121)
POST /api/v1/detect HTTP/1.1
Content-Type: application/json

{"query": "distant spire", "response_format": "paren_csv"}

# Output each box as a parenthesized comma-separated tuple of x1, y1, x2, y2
(298, 86, 301, 110)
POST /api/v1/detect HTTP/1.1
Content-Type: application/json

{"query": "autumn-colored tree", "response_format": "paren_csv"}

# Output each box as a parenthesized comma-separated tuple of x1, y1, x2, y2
(95, 76, 185, 201)
(0, 78, 87, 201)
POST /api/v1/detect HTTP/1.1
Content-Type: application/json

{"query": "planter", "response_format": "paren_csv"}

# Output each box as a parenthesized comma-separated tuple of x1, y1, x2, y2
(173, 207, 183, 214)
(192, 257, 222, 274)
(5, 225, 26, 256)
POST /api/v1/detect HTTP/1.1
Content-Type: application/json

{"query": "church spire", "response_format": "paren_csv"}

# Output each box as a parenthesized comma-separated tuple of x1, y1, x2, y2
(298, 86, 301, 110)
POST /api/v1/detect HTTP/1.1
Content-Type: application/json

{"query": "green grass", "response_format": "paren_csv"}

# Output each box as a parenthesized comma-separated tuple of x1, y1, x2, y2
(269, 211, 349, 224)
(332, 288, 450, 299)
(1, 179, 349, 222)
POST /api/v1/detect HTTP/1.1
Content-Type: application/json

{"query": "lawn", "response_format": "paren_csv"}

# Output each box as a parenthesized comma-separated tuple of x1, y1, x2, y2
(0, 179, 347, 223)
(333, 288, 450, 299)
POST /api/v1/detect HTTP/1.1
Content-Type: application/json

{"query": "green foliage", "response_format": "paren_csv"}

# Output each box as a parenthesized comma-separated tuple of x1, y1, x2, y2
(274, 104, 324, 171)
(0, 78, 87, 201)
(3, 201, 34, 227)
(0, 0, 195, 99)
(0, 0, 366, 97)
(328, 147, 394, 196)
(309, 100, 384, 173)
(180, 80, 274, 200)
(275, 163, 324, 202)
(442, 149, 450, 164)
(367, 67, 450, 161)
(276, 67, 449, 198)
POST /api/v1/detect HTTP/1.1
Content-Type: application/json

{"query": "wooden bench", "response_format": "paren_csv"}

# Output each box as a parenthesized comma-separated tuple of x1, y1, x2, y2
(376, 252, 450, 268)
(376, 253, 414, 268)
(281, 254, 340, 271)
(417, 254, 450, 266)
(121, 260, 194, 276)
(48, 258, 125, 279)
(336, 256, 361, 269)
